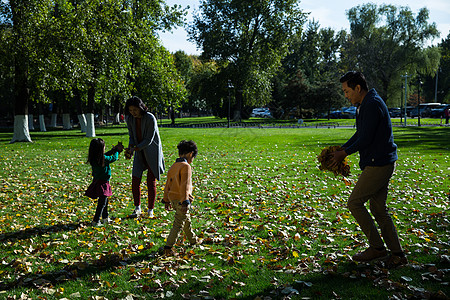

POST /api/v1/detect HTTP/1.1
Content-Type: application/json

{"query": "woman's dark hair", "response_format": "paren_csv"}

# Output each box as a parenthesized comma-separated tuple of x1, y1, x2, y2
(124, 96, 148, 115)
(339, 71, 368, 91)
(177, 140, 198, 158)
(87, 138, 105, 167)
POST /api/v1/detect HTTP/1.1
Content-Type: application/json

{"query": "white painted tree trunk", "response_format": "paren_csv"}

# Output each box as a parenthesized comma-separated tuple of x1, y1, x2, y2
(85, 113, 96, 137)
(62, 113, 72, 129)
(50, 113, 57, 127)
(77, 114, 87, 133)
(114, 112, 120, 124)
(11, 115, 32, 143)
(28, 114, 34, 130)
(39, 115, 46, 132)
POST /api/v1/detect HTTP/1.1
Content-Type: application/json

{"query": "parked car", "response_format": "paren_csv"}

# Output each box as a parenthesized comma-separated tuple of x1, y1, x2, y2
(341, 106, 357, 119)
(403, 106, 413, 117)
(328, 109, 342, 119)
(389, 107, 401, 118)
(430, 104, 450, 118)
(410, 103, 442, 117)
(251, 108, 272, 118)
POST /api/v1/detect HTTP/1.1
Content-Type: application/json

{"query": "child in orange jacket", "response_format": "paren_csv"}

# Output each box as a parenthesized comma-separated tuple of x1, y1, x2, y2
(162, 140, 199, 256)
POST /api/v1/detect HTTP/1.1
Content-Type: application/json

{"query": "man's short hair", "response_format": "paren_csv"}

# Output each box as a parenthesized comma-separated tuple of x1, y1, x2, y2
(340, 71, 368, 91)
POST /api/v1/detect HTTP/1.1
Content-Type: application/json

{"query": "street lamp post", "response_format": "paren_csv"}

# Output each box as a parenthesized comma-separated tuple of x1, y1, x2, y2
(227, 80, 234, 128)
(401, 74, 410, 127)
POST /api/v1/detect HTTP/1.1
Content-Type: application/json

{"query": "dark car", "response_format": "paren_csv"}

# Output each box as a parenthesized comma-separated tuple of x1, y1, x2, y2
(389, 107, 401, 118)
(328, 109, 342, 119)
(430, 104, 450, 118)
(410, 103, 442, 117)
(341, 106, 357, 119)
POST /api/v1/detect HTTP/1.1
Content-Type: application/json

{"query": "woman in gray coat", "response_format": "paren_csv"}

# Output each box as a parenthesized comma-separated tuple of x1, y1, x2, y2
(125, 96, 165, 218)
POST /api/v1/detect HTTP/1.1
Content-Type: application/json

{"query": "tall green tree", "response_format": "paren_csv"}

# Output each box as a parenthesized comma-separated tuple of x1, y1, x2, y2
(1, 0, 186, 139)
(436, 33, 450, 103)
(4, 0, 55, 142)
(189, 59, 225, 117)
(0, 6, 14, 121)
(188, 0, 306, 119)
(125, 1, 187, 118)
(275, 22, 346, 118)
(421, 33, 450, 104)
(341, 4, 440, 105)
(173, 51, 205, 115)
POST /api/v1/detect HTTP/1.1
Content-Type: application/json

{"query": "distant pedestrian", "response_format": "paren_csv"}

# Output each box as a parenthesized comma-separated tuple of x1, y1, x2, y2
(85, 138, 124, 226)
(331, 71, 407, 268)
(125, 96, 165, 218)
(162, 140, 200, 256)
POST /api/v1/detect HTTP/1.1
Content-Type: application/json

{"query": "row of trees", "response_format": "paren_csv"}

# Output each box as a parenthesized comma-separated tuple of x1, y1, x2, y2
(1, 0, 448, 143)
(178, 1, 445, 120)
(1, 0, 187, 142)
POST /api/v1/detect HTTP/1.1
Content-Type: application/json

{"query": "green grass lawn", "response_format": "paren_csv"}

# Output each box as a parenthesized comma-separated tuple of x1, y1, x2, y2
(158, 115, 448, 128)
(0, 125, 448, 299)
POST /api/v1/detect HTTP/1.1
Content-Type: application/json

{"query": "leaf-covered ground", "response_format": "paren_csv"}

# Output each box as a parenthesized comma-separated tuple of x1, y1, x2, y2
(0, 126, 448, 299)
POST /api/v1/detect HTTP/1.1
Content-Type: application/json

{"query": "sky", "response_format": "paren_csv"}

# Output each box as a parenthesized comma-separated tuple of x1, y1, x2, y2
(159, 0, 450, 55)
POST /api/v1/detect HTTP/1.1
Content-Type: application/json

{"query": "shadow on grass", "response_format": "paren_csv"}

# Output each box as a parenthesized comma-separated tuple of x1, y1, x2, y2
(0, 218, 447, 300)
(0, 222, 85, 243)
(0, 218, 155, 292)
(394, 127, 450, 152)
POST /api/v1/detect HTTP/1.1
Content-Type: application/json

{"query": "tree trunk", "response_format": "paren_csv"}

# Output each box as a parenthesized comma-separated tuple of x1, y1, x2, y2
(86, 113, 95, 137)
(77, 114, 87, 132)
(74, 89, 86, 132)
(11, 53, 31, 142)
(10, 0, 32, 143)
(38, 102, 46, 132)
(112, 96, 121, 125)
(39, 115, 46, 132)
(11, 115, 32, 143)
(50, 113, 58, 127)
(233, 88, 242, 122)
(28, 114, 34, 130)
(170, 105, 176, 125)
(62, 113, 72, 129)
(60, 93, 72, 129)
(85, 85, 96, 137)
(49, 100, 58, 127)
(114, 113, 120, 124)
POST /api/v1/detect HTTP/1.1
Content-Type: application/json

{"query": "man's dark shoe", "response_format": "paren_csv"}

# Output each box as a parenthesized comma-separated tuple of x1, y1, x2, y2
(386, 254, 408, 269)
(352, 247, 388, 262)
(164, 247, 176, 256)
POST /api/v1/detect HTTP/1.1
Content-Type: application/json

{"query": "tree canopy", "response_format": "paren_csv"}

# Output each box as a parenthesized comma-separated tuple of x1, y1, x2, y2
(0, 0, 187, 141)
(188, 0, 307, 117)
(0, 1, 448, 136)
(340, 4, 440, 104)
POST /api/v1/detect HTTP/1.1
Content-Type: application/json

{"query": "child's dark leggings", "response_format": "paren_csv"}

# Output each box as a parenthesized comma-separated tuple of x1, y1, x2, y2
(93, 196, 108, 222)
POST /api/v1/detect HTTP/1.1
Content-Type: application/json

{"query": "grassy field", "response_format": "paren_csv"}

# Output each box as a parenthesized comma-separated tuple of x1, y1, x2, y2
(157, 115, 449, 128)
(0, 125, 449, 299)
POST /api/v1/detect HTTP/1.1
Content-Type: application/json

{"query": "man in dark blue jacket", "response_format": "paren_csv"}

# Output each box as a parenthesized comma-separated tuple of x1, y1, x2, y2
(332, 71, 407, 268)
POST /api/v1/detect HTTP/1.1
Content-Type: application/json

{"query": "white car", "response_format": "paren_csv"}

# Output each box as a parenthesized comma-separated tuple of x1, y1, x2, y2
(251, 108, 272, 118)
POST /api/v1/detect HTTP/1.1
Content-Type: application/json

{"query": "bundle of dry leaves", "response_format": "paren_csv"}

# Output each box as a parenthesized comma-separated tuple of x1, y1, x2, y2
(317, 146, 351, 177)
